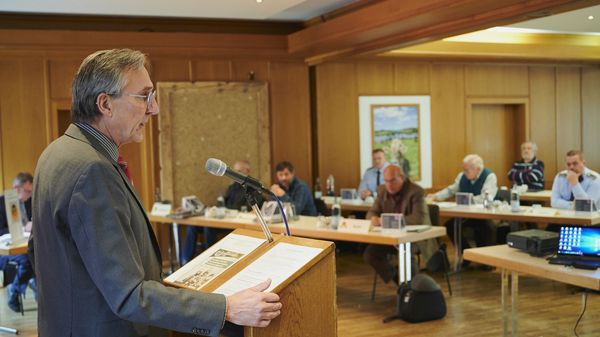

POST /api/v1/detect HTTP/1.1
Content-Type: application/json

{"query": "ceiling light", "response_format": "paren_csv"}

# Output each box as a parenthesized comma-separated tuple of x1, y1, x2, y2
(256, 0, 263, 3)
(588, 15, 594, 20)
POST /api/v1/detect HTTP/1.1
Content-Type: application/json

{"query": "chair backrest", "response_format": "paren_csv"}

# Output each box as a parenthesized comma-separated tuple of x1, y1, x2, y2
(427, 203, 440, 226)
(495, 189, 511, 202)
(314, 198, 331, 216)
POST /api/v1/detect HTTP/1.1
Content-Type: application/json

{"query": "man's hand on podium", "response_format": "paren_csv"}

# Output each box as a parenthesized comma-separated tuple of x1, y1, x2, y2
(226, 279, 282, 327)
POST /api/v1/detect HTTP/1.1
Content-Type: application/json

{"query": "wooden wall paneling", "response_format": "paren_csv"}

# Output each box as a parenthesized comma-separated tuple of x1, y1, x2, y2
(316, 62, 359, 194)
(467, 102, 526, 188)
(581, 66, 600, 172)
(0, 58, 48, 187)
(269, 62, 312, 185)
(465, 64, 529, 97)
(430, 64, 465, 190)
(151, 59, 192, 82)
(231, 60, 270, 81)
(529, 66, 557, 187)
(355, 62, 394, 95)
(48, 59, 81, 99)
(555, 67, 582, 167)
(394, 63, 430, 94)
(191, 59, 232, 81)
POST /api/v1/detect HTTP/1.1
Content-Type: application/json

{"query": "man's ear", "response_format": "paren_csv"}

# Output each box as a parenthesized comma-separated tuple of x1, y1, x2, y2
(96, 93, 113, 117)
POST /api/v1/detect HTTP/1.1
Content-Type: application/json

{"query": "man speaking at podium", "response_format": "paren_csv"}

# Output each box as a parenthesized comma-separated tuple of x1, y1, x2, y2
(33, 49, 281, 337)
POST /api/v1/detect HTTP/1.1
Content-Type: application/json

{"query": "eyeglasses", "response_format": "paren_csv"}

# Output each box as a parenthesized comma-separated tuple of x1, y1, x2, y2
(127, 89, 156, 109)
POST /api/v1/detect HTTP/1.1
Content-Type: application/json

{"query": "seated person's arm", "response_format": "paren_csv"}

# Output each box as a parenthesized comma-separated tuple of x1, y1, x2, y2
(473, 173, 497, 204)
(428, 173, 461, 201)
(551, 175, 572, 209)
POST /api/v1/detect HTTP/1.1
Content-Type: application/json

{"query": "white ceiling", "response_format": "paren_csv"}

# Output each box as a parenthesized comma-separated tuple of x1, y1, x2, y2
(509, 4, 600, 33)
(0, 0, 357, 21)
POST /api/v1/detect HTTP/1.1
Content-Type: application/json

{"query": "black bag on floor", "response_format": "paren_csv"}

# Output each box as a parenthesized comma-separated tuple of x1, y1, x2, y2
(397, 273, 446, 323)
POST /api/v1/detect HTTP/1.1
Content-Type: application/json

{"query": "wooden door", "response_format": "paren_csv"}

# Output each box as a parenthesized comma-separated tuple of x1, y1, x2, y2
(469, 103, 527, 189)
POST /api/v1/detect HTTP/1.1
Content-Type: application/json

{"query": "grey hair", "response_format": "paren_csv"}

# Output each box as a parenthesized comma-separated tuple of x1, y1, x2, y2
(522, 141, 538, 154)
(13, 172, 33, 186)
(71, 49, 148, 123)
(463, 154, 484, 171)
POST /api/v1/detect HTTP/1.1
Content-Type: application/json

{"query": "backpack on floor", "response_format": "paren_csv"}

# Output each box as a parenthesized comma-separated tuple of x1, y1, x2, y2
(397, 273, 446, 323)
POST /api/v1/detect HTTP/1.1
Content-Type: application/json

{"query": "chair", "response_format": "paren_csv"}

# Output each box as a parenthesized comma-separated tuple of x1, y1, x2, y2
(370, 203, 452, 301)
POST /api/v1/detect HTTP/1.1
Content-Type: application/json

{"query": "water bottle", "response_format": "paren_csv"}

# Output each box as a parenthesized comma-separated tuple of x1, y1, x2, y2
(510, 189, 520, 212)
(326, 174, 335, 196)
(314, 177, 322, 200)
(331, 197, 341, 229)
(482, 190, 491, 209)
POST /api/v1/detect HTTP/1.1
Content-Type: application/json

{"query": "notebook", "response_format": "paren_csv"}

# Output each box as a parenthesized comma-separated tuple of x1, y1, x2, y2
(547, 226, 600, 269)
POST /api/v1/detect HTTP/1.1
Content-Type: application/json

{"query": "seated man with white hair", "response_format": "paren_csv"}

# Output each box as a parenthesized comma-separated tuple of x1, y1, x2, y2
(507, 141, 545, 191)
(427, 154, 498, 257)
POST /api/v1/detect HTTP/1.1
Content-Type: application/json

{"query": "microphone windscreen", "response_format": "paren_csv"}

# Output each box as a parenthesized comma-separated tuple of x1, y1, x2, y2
(205, 158, 227, 176)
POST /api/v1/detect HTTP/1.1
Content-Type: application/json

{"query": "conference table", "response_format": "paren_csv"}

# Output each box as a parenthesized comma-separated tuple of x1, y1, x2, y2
(321, 189, 553, 213)
(519, 189, 552, 204)
(464, 245, 600, 337)
(436, 202, 600, 271)
(147, 213, 445, 286)
(0, 240, 28, 335)
(321, 196, 373, 212)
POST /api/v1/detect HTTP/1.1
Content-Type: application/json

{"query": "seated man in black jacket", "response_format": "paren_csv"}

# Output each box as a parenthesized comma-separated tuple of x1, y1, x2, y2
(0, 172, 35, 311)
(181, 160, 262, 265)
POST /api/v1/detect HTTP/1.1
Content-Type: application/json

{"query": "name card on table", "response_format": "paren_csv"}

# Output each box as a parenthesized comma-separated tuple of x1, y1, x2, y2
(337, 218, 371, 234)
(151, 202, 172, 216)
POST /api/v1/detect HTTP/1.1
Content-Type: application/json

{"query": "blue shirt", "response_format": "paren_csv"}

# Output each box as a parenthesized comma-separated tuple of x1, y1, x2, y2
(358, 163, 390, 197)
(278, 177, 317, 216)
(551, 168, 600, 209)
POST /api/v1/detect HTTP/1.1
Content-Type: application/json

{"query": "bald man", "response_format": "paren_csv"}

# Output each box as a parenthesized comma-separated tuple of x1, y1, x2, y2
(182, 160, 262, 264)
(363, 165, 435, 284)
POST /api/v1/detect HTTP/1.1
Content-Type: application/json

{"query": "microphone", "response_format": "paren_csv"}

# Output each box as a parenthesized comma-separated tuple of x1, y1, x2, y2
(205, 158, 272, 195)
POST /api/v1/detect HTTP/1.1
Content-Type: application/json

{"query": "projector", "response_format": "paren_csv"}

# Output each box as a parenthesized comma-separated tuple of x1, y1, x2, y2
(506, 229, 559, 256)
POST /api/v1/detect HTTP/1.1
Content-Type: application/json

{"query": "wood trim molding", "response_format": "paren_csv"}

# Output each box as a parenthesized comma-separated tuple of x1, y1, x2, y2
(0, 12, 303, 35)
(289, 0, 600, 64)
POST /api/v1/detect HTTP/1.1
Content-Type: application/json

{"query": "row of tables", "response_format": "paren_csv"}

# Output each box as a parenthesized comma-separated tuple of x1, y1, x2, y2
(149, 190, 600, 336)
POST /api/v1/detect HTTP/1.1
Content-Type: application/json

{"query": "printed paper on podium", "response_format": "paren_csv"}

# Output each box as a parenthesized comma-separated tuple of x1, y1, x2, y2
(165, 233, 266, 290)
(213, 242, 323, 295)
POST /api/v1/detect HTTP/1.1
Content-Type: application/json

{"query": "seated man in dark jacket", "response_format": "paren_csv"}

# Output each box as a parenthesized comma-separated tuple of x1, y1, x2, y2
(270, 161, 317, 216)
(182, 160, 263, 264)
(0, 172, 35, 311)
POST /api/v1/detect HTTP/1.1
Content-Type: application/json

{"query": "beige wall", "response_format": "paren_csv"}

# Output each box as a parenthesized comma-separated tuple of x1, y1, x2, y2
(316, 61, 600, 192)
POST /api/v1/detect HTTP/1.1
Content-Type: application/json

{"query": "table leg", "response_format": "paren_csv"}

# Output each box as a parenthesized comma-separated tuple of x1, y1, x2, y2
(383, 242, 412, 323)
(172, 222, 181, 267)
(453, 217, 462, 271)
(511, 271, 519, 337)
(398, 242, 412, 283)
(501, 269, 509, 337)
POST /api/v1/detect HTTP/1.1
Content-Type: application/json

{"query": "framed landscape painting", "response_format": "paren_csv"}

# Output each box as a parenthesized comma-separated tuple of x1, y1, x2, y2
(358, 96, 432, 188)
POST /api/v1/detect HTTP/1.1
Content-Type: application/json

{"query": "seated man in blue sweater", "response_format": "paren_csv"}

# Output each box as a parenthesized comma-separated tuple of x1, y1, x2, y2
(427, 154, 498, 255)
(270, 161, 317, 216)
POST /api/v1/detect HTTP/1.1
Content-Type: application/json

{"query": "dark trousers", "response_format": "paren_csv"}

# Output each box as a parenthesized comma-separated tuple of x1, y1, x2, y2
(181, 226, 230, 265)
(363, 244, 396, 283)
(445, 219, 493, 252)
(0, 254, 33, 293)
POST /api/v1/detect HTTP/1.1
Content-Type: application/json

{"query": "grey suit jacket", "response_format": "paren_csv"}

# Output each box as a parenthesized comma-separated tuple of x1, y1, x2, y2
(33, 124, 226, 337)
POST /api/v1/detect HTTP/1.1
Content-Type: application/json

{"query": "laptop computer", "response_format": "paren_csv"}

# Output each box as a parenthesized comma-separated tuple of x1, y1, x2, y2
(547, 226, 600, 269)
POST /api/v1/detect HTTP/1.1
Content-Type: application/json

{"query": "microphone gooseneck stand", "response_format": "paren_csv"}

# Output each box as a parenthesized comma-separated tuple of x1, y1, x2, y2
(244, 187, 274, 243)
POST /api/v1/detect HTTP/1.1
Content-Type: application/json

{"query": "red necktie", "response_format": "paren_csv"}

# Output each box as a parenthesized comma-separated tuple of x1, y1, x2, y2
(118, 155, 133, 185)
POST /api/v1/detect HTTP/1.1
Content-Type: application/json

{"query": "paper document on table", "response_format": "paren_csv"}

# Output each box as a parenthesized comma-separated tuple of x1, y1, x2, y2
(407, 225, 431, 233)
(165, 233, 265, 290)
(435, 202, 455, 209)
(213, 243, 323, 296)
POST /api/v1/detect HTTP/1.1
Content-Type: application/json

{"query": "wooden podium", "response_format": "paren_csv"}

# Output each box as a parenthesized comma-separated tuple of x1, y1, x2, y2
(169, 229, 337, 337)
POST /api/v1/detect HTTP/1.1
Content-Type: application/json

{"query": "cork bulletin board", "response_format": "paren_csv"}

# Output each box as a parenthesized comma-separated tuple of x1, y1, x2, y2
(157, 82, 271, 207)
